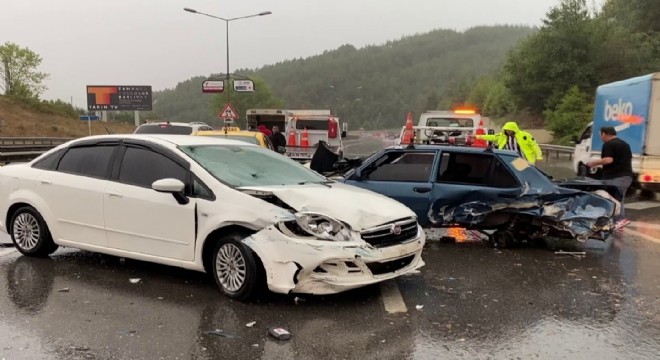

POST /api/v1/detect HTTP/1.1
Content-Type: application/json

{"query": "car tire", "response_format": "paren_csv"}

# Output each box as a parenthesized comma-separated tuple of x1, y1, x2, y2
(211, 232, 264, 301)
(577, 164, 588, 177)
(9, 206, 58, 257)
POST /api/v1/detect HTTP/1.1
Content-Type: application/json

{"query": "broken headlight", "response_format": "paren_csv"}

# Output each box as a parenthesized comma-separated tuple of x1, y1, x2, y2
(283, 212, 352, 241)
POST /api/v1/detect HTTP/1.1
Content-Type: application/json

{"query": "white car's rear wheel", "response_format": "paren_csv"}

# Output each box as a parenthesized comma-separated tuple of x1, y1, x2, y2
(10, 206, 58, 257)
(211, 233, 263, 300)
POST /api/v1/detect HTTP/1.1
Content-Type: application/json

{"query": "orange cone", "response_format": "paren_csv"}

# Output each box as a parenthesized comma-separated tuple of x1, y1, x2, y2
(301, 127, 310, 147)
(288, 126, 297, 146)
(472, 119, 487, 148)
(401, 112, 414, 144)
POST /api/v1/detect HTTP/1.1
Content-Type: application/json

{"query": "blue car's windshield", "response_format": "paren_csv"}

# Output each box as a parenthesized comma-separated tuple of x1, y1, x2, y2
(180, 145, 328, 187)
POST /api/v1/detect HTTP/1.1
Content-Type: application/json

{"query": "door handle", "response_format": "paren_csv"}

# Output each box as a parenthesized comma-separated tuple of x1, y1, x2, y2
(413, 187, 431, 193)
(106, 192, 122, 198)
(40, 180, 52, 185)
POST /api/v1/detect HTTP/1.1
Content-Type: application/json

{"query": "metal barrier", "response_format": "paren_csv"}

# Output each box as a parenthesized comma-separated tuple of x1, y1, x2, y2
(539, 144, 575, 160)
(0, 137, 73, 163)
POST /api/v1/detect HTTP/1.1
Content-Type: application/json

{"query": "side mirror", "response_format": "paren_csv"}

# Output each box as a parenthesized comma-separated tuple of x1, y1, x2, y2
(152, 178, 189, 205)
(341, 131, 347, 138)
(487, 129, 495, 135)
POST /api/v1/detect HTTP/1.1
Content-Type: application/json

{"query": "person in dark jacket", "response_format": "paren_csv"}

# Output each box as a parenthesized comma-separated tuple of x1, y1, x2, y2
(269, 126, 287, 154)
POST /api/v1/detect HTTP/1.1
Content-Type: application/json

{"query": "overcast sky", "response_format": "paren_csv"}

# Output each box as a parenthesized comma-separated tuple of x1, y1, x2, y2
(1, 0, 598, 108)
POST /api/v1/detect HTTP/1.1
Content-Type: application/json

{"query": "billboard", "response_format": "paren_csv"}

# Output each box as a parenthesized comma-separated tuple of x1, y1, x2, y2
(86, 85, 152, 111)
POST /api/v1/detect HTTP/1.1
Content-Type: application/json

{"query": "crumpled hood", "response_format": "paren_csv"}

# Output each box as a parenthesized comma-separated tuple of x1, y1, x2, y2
(237, 182, 416, 231)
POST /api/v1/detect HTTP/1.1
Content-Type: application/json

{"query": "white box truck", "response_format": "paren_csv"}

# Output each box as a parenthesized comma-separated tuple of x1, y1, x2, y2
(573, 72, 660, 192)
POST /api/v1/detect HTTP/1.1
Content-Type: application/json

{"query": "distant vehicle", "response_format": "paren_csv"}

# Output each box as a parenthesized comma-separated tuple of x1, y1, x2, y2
(573, 72, 660, 193)
(0, 134, 425, 300)
(193, 127, 275, 151)
(246, 109, 346, 161)
(397, 109, 493, 146)
(336, 144, 618, 247)
(134, 121, 214, 135)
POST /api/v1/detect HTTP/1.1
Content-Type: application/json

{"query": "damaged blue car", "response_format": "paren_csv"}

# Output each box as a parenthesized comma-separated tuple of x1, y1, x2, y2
(332, 144, 619, 247)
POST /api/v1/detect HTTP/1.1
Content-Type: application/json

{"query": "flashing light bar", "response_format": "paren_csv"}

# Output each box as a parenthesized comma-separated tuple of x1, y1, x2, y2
(453, 109, 476, 114)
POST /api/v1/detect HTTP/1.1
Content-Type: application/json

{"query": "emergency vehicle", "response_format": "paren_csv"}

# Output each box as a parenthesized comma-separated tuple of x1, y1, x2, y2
(396, 109, 493, 146)
(246, 109, 346, 161)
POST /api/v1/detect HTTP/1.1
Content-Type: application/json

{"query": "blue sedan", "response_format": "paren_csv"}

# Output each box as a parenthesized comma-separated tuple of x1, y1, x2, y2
(337, 145, 618, 246)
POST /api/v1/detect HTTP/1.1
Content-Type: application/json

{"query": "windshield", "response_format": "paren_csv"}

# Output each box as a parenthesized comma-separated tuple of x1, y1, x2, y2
(207, 135, 259, 145)
(180, 145, 328, 187)
(135, 124, 192, 134)
(426, 118, 474, 128)
(295, 119, 329, 130)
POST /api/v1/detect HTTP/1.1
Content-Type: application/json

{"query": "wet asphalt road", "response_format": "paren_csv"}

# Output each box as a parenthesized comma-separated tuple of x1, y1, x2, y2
(1, 146, 660, 359)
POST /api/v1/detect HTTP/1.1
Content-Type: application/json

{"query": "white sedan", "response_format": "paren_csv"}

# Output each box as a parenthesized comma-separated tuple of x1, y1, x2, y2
(0, 134, 425, 300)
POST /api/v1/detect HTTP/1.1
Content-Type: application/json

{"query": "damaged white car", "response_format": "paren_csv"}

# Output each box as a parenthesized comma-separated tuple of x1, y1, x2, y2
(0, 135, 425, 300)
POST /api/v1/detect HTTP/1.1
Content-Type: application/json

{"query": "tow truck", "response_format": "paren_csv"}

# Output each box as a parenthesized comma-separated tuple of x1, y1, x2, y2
(395, 109, 493, 146)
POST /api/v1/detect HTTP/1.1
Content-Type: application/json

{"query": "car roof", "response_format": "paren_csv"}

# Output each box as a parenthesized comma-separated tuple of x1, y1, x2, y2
(194, 130, 262, 137)
(66, 134, 258, 148)
(139, 122, 208, 127)
(386, 144, 519, 156)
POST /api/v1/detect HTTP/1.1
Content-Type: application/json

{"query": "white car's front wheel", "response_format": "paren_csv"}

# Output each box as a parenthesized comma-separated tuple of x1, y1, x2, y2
(10, 206, 59, 257)
(211, 233, 263, 300)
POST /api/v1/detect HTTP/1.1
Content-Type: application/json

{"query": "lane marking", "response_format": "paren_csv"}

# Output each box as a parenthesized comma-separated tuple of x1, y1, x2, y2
(628, 221, 660, 231)
(624, 228, 660, 245)
(625, 201, 660, 210)
(380, 280, 407, 314)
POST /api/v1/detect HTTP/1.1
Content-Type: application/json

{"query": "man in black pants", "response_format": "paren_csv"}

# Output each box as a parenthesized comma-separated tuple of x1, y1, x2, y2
(587, 126, 633, 230)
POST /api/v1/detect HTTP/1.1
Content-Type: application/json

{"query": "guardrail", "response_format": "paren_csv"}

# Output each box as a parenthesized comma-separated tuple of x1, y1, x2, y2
(0, 137, 73, 163)
(539, 144, 575, 160)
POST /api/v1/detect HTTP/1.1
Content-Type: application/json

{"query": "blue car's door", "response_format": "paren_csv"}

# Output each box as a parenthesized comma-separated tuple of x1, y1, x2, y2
(428, 150, 522, 226)
(344, 150, 438, 225)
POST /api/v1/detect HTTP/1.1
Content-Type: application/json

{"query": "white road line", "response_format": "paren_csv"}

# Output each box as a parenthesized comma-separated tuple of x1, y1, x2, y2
(624, 228, 660, 245)
(629, 221, 660, 231)
(380, 280, 407, 314)
(0, 247, 16, 257)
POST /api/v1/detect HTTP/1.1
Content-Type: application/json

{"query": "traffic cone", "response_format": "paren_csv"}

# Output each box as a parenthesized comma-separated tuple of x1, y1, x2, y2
(301, 127, 310, 147)
(401, 112, 414, 144)
(472, 119, 487, 148)
(288, 126, 297, 146)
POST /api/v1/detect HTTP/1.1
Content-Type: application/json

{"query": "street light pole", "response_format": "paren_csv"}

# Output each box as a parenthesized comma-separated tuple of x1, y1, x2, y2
(184, 8, 272, 106)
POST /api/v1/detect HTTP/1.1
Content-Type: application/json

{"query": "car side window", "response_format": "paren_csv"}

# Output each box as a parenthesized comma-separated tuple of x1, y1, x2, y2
(193, 176, 214, 200)
(118, 147, 188, 189)
(264, 135, 274, 150)
(32, 148, 66, 171)
(579, 125, 592, 141)
(57, 145, 116, 179)
(437, 152, 519, 188)
(363, 151, 435, 182)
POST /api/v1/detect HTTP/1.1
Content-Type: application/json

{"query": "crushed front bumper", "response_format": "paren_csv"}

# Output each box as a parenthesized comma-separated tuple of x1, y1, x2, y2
(242, 225, 425, 295)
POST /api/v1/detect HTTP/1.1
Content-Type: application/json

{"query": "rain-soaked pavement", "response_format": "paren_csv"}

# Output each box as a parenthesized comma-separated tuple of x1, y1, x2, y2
(1, 156, 660, 359)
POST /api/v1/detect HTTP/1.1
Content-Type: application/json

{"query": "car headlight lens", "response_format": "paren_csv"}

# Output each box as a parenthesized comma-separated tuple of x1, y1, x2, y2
(287, 212, 352, 241)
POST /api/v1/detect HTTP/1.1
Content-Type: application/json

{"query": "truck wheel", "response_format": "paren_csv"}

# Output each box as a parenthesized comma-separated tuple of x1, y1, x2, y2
(577, 164, 588, 177)
(9, 206, 59, 257)
(211, 233, 264, 301)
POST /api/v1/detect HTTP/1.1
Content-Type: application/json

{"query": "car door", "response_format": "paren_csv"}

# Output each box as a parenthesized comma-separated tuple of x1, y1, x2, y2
(344, 150, 438, 223)
(573, 124, 593, 175)
(104, 143, 197, 261)
(429, 151, 521, 225)
(36, 143, 118, 247)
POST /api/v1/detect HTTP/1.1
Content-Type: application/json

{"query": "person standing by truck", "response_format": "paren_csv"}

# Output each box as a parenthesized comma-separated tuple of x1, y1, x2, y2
(269, 125, 287, 154)
(587, 126, 633, 229)
(476, 121, 543, 165)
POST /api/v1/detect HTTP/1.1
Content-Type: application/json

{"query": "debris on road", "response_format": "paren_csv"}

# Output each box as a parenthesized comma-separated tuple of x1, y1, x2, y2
(268, 327, 291, 341)
(206, 329, 236, 338)
(416, 305, 424, 310)
(129, 278, 141, 284)
(57, 288, 70, 292)
(555, 250, 587, 256)
(246, 321, 256, 327)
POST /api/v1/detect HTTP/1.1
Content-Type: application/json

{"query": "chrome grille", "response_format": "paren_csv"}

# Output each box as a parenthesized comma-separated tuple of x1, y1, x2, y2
(360, 218, 419, 248)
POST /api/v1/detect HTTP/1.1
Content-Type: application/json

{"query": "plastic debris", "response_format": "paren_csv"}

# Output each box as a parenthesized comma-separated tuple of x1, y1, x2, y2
(206, 329, 236, 338)
(268, 327, 291, 340)
(57, 288, 69, 292)
(129, 278, 141, 284)
(416, 305, 424, 310)
(555, 250, 587, 256)
(246, 321, 256, 327)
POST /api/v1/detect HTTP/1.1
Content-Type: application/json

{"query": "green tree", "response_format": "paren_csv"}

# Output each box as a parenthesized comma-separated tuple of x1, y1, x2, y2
(0, 42, 49, 99)
(483, 80, 517, 117)
(211, 76, 285, 128)
(543, 86, 593, 145)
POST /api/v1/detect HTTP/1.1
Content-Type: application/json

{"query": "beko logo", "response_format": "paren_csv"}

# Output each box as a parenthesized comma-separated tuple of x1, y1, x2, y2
(604, 99, 633, 121)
